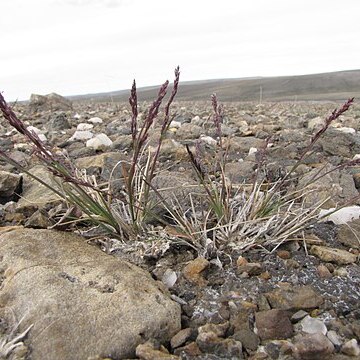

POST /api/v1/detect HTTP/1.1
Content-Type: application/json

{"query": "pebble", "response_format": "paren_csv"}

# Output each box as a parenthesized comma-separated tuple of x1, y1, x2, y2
(86, 133, 112, 150)
(88, 117, 103, 124)
(265, 285, 324, 310)
(291, 310, 309, 323)
(70, 130, 93, 141)
(341, 339, 360, 356)
(236, 262, 263, 276)
(310, 245, 357, 265)
(293, 333, 334, 360)
(170, 328, 193, 349)
(182, 258, 209, 286)
(300, 315, 327, 335)
(76, 122, 94, 131)
(326, 330, 342, 347)
(255, 309, 293, 340)
(317, 264, 332, 278)
(136, 341, 179, 360)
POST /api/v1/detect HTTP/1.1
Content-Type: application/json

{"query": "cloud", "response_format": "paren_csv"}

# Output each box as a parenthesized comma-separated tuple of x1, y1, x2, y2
(61, 0, 125, 7)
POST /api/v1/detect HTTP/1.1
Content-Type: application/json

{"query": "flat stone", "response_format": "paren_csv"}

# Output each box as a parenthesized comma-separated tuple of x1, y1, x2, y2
(293, 333, 334, 360)
(236, 262, 263, 276)
(255, 309, 293, 340)
(16, 165, 61, 212)
(265, 285, 324, 310)
(300, 315, 327, 335)
(182, 258, 209, 286)
(0, 228, 181, 359)
(310, 245, 357, 265)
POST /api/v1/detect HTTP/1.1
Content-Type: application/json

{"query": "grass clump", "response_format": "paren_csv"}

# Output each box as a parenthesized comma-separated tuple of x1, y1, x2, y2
(0, 70, 357, 257)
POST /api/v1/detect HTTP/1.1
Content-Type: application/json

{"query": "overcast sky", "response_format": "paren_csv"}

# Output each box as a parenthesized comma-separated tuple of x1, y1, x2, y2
(1, 0, 359, 101)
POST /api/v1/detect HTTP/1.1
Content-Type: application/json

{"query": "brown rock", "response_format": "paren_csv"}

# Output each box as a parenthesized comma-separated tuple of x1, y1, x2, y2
(170, 328, 193, 349)
(310, 245, 357, 265)
(265, 285, 323, 310)
(277, 250, 291, 259)
(317, 264, 332, 278)
(182, 257, 209, 286)
(236, 262, 263, 276)
(136, 341, 179, 360)
(173, 342, 202, 357)
(198, 322, 229, 337)
(255, 309, 293, 341)
(293, 333, 335, 360)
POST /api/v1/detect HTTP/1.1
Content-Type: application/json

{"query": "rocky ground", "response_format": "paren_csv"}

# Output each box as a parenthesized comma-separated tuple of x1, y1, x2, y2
(0, 94, 360, 359)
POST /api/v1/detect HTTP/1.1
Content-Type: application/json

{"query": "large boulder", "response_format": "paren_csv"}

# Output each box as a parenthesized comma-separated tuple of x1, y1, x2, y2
(29, 93, 73, 112)
(0, 228, 181, 359)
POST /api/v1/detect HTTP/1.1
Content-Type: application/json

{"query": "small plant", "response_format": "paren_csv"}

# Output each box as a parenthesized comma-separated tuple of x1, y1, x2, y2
(0, 72, 357, 256)
(176, 96, 357, 253)
(0, 68, 180, 240)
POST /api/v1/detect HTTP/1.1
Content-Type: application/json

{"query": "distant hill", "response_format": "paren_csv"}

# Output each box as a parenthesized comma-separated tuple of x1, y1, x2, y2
(69, 69, 360, 103)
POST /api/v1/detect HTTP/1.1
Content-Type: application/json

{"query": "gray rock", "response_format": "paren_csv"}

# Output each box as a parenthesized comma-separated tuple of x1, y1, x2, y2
(0, 228, 181, 359)
(300, 315, 327, 335)
(233, 329, 260, 351)
(291, 310, 309, 323)
(0, 170, 21, 199)
(225, 161, 255, 183)
(175, 123, 202, 140)
(293, 333, 334, 360)
(297, 165, 359, 208)
(48, 112, 71, 131)
(255, 309, 293, 341)
(16, 165, 61, 213)
(337, 219, 360, 249)
(29, 93, 73, 112)
(226, 136, 265, 155)
(319, 128, 360, 158)
(327, 330, 342, 348)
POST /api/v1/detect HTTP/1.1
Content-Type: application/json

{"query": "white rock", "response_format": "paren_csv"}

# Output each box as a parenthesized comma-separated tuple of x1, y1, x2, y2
(88, 117, 103, 124)
(200, 135, 217, 147)
(353, 154, 360, 160)
(86, 133, 112, 150)
(248, 147, 258, 156)
(334, 126, 356, 134)
(73, 113, 81, 119)
(76, 123, 93, 131)
(342, 339, 360, 356)
(70, 130, 94, 141)
(192, 115, 200, 122)
(300, 315, 327, 335)
(319, 206, 360, 224)
(170, 120, 182, 129)
(162, 269, 177, 288)
(27, 126, 47, 142)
